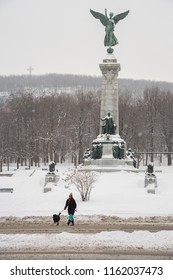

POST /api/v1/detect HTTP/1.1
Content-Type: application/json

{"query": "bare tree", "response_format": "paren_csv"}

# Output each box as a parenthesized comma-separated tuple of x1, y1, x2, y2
(64, 169, 96, 201)
(141, 87, 160, 161)
(157, 90, 173, 165)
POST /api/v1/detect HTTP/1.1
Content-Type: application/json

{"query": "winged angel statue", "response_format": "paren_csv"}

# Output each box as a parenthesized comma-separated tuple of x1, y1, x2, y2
(90, 8, 129, 51)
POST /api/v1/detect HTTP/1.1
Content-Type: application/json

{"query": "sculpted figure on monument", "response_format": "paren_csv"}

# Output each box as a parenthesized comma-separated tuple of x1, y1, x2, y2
(83, 148, 91, 159)
(112, 141, 119, 159)
(101, 112, 116, 134)
(91, 144, 98, 159)
(112, 141, 125, 159)
(90, 8, 129, 52)
(118, 141, 125, 159)
(91, 143, 103, 159)
(96, 143, 103, 159)
(126, 148, 137, 168)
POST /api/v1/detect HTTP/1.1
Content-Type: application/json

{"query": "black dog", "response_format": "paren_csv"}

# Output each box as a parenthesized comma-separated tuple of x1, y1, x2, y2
(53, 213, 61, 225)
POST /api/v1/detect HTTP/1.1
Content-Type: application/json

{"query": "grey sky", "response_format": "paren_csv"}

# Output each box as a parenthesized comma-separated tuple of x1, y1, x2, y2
(0, 0, 173, 82)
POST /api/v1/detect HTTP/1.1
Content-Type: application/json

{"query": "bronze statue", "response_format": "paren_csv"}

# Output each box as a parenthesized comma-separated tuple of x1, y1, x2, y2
(90, 8, 129, 52)
(91, 143, 103, 159)
(101, 112, 116, 134)
(49, 161, 55, 173)
(112, 142, 119, 159)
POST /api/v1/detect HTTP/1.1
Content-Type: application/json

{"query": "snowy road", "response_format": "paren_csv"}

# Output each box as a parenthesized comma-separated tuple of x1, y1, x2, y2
(1, 215, 173, 232)
(1, 249, 173, 260)
(0, 216, 173, 260)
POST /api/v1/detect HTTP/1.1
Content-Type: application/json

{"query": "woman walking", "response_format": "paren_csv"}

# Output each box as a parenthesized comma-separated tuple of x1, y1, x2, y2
(64, 193, 77, 226)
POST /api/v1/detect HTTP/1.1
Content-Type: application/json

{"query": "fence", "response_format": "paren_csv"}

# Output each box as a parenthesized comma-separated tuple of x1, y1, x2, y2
(134, 152, 173, 167)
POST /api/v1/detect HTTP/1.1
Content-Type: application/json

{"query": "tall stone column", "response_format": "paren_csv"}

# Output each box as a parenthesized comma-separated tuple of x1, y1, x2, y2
(99, 54, 121, 134)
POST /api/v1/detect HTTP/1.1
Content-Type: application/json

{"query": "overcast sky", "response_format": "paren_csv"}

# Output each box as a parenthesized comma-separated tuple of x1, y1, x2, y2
(0, 0, 173, 82)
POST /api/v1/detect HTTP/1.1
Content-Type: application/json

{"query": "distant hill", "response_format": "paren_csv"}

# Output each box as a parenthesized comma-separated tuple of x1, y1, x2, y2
(0, 74, 100, 91)
(0, 74, 173, 98)
(119, 78, 173, 96)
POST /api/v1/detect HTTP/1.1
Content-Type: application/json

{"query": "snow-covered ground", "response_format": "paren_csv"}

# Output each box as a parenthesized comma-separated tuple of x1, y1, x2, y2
(0, 164, 173, 217)
(0, 164, 173, 252)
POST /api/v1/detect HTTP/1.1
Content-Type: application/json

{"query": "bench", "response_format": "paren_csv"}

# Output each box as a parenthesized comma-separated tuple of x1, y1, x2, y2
(0, 188, 13, 193)
(0, 174, 13, 177)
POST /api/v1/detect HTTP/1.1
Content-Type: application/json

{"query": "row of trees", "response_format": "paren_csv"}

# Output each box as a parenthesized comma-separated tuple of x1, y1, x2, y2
(0, 87, 173, 171)
(0, 91, 100, 171)
(119, 87, 173, 165)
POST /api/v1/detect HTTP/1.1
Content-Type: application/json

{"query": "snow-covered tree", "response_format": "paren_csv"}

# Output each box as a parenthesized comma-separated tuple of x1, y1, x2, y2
(64, 169, 96, 201)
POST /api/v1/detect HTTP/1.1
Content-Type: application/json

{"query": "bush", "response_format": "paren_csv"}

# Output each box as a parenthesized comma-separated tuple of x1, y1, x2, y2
(64, 169, 96, 201)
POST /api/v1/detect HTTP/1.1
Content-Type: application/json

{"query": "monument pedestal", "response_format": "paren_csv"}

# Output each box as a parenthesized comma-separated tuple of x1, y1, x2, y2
(99, 53, 120, 134)
(83, 133, 136, 172)
(82, 52, 136, 172)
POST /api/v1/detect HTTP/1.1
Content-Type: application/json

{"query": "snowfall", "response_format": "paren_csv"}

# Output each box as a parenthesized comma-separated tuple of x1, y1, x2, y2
(0, 163, 173, 253)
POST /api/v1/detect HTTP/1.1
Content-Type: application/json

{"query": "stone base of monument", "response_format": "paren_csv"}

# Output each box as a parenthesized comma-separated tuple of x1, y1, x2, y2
(44, 173, 60, 188)
(44, 185, 52, 193)
(43, 173, 60, 193)
(144, 173, 158, 194)
(146, 185, 156, 194)
(83, 134, 138, 172)
(82, 159, 137, 172)
(82, 161, 137, 173)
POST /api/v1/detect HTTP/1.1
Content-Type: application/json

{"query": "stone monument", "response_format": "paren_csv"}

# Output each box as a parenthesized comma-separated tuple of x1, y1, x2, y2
(44, 161, 60, 192)
(82, 8, 135, 171)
